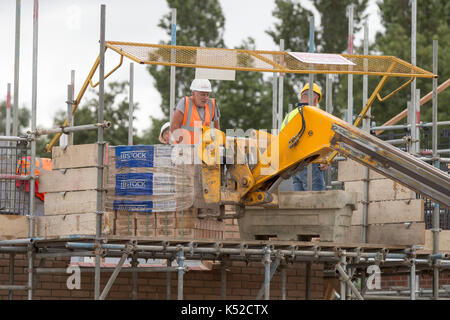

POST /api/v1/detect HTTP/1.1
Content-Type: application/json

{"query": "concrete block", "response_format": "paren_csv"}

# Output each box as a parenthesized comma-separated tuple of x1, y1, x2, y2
(351, 199, 424, 225)
(52, 143, 107, 169)
(0, 215, 29, 239)
(44, 191, 105, 215)
(350, 223, 425, 246)
(344, 179, 416, 202)
(338, 159, 385, 182)
(240, 190, 357, 242)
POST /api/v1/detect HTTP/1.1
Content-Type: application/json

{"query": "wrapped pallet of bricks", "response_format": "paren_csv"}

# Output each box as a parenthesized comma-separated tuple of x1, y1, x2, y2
(105, 144, 224, 240)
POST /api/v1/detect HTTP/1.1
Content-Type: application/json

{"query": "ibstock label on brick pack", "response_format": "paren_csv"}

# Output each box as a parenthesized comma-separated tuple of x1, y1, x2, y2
(113, 200, 154, 212)
(115, 173, 177, 196)
(115, 145, 174, 168)
(112, 199, 178, 212)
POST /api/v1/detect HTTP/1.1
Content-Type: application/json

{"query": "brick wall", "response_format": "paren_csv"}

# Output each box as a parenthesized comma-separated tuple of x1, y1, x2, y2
(380, 272, 450, 289)
(0, 253, 324, 300)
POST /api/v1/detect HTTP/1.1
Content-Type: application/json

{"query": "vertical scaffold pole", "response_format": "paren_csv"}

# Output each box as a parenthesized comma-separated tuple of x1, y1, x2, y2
(307, 15, 315, 191)
(131, 257, 138, 300)
(325, 74, 333, 188)
(409, 0, 417, 154)
(280, 262, 286, 300)
(166, 258, 172, 300)
(28, 0, 39, 301)
(305, 262, 311, 300)
(432, 39, 440, 300)
(13, 0, 21, 137)
(177, 248, 185, 300)
(415, 88, 421, 153)
(362, 22, 369, 244)
(8, 253, 15, 300)
(272, 71, 278, 130)
(95, 4, 106, 300)
(347, 4, 354, 124)
(128, 63, 134, 146)
(277, 39, 284, 132)
(264, 246, 271, 300)
(339, 255, 346, 300)
(6, 84, 11, 136)
(221, 259, 227, 300)
(410, 258, 416, 300)
(169, 8, 176, 123)
(66, 84, 73, 146)
(70, 70, 75, 144)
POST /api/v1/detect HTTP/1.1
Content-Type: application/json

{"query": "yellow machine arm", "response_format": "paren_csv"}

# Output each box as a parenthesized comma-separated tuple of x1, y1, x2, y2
(197, 105, 450, 209)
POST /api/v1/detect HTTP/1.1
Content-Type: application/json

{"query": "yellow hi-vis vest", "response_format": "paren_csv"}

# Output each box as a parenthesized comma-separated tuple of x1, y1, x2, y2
(280, 103, 308, 131)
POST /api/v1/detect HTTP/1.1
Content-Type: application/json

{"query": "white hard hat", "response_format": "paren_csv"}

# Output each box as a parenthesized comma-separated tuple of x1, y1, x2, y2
(159, 122, 170, 143)
(190, 79, 212, 92)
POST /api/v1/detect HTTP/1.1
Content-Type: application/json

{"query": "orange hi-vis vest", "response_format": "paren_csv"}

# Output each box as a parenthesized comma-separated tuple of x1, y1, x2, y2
(16, 156, 52, 201)
(176, 96, 216, 145)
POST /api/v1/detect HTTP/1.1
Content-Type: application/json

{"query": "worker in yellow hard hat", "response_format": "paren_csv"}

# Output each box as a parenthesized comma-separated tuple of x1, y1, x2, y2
(281, 82, 328, 191)
(281, 82, 322, 129)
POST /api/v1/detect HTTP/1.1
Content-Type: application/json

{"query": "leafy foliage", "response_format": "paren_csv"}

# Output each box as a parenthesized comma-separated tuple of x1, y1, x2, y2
(52, 81, 143, 147)
(145, 0, 226, 143)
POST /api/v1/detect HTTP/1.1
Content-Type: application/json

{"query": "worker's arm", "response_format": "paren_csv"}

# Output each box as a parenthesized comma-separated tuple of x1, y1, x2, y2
(170, 109, 184, 143)
(214, 119, 220, 131)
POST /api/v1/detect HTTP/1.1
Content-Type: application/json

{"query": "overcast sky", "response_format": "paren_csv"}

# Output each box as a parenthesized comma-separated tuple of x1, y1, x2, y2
(0, 0, 381, 135)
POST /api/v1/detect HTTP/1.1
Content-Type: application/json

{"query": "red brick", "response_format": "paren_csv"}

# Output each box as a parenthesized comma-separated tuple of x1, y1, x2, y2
(70, 290, 91, 298)
(231, 288, 251, 296)
(52, 289, 71, 297)
(229, 280, 242, 288)
(229, 273, 250, 281)
(40, 282, 61, 289)
(194, 287, 214, 294)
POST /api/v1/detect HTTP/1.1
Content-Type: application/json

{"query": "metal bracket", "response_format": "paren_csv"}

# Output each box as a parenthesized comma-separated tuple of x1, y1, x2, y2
(239, 243, 248, 257)
(188, 241, 197, 257)
(313, 245, 321, 260)
(214, 242, 222, 258)
(355, 247, 362, 263)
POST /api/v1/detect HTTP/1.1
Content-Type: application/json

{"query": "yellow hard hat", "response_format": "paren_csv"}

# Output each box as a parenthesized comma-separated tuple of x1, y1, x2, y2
(300, 83, 322, 103)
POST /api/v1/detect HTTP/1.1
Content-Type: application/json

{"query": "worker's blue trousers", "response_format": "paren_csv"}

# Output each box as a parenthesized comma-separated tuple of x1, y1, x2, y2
(292, 163, 326, 191)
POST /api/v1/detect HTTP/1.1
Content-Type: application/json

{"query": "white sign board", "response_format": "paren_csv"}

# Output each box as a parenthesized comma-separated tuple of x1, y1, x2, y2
(288, 52, 356, 66)
(195, 68, 236, 81)
(195, 49, 236, 81)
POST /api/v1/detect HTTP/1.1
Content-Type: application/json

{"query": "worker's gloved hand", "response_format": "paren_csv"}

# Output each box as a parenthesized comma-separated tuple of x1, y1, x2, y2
(318, 163, 328, 171)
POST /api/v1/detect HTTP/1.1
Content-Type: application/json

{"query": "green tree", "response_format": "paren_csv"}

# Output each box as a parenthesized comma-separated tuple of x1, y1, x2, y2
(0, 101, 31, 136)
(52, 81, 143, 147)
(315, 0, 368, 54)
(266, 0, 369, 119)
(372, 0, 450, 124)
(0, 101, 50, 157)
(266, 0, 314, 116)
(145, 0, 226, 143)
(214, 38, 273, 132)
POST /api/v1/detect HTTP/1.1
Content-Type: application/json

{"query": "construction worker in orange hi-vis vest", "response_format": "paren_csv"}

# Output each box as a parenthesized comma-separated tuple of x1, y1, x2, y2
(170, 79, 221, 145)
(16, 156, 52, 201)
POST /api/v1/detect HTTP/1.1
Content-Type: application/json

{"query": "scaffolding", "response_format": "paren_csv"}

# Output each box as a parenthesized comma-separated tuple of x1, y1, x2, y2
(0, 1, 449, 300)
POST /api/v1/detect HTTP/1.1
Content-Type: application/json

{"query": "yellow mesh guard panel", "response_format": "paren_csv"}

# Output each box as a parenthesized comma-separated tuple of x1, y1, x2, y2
(106, 41, 435, 78)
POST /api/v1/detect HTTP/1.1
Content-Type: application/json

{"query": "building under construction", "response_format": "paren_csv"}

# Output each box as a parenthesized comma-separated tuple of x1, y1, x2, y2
(0, 2, 449, 301)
